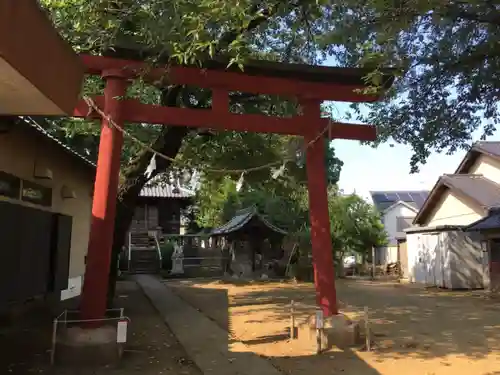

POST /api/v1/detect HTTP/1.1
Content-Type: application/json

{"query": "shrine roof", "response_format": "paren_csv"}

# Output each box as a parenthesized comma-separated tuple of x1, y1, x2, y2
(210, 206, 287, 237)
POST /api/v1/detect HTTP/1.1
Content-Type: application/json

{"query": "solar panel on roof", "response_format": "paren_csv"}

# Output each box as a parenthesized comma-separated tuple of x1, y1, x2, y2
(409, 192, 429, 209)
(371, 194, 389, 204)
(385, 193, 400, 201)
(398, 193, 412, 201)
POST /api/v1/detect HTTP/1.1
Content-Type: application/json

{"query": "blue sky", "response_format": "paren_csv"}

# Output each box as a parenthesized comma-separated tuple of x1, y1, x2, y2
(329, 102, 500, 201)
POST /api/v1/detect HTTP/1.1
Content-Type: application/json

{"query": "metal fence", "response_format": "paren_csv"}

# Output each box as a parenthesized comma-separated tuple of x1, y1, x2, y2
(50, 308, 130, 365)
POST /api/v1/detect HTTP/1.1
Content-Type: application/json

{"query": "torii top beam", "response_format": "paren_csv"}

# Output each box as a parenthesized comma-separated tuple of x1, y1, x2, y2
(74, 54, 394, 142)
(80, 54, 394, 103)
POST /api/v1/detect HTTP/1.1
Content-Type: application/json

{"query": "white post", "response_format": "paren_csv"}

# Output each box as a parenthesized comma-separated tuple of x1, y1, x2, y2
(371, 247, 376, 280)
(315, 309, 324, 354)
(364, 306, 371, 351)
(50, 319, 58, 365)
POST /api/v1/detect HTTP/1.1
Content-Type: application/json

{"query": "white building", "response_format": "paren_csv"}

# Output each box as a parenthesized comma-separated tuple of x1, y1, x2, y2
(370, 191, 429, 264)
(401, 142, 500, 289)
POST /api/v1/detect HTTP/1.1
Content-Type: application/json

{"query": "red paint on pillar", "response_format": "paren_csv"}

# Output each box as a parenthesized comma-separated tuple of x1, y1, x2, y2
(303, 100, 338, 317)
(80, 71, 129, 323)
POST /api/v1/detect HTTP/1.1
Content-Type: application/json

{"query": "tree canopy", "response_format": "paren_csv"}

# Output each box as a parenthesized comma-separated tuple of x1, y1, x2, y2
(39, 0, 354, 297)
(40, 0, 346, 177)
(320, 0, 500, 171)
(36, 0, 499, 293)
(41, 0, 500, 175)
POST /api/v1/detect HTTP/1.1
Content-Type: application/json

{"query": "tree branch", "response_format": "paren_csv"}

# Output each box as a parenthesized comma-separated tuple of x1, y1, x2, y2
(439, 2, 500, 26)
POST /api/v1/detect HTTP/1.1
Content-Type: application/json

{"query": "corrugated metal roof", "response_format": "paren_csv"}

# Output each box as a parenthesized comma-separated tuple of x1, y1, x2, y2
(441, 174, 500, 208)
(140, 174, 195, 198)
(210, 206, 287, 236)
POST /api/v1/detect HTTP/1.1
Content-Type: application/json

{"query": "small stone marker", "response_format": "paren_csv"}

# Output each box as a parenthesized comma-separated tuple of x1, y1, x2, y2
(316, 309, 324, 354)
(315, 310, 324, 329)
(290, 300, 296, 339)
(364, 306, 371, 351)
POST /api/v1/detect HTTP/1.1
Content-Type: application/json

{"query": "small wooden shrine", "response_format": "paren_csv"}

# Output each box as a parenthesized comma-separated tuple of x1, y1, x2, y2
(210, 206, 287, 277)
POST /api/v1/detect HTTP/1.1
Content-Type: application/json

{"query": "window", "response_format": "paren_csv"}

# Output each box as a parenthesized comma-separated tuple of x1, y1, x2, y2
(21, 180, 52, 207)
(0, 171, 21, 199)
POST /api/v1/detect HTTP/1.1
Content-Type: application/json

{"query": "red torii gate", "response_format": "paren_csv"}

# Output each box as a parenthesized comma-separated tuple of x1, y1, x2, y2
(73, 54, 393, 322)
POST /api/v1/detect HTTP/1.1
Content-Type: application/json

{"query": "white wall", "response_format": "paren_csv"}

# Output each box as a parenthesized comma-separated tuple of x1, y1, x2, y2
(383, 203, 417, 243)
(407, 230, 485, 289)
(378, 203, 417, 264)
(407, 232, 446, 286)
(468, 154, 500, 184)
(426, 190, 483, 227)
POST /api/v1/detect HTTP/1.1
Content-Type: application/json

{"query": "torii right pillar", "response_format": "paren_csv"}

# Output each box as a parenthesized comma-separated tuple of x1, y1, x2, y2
(302, 99, 338, 317)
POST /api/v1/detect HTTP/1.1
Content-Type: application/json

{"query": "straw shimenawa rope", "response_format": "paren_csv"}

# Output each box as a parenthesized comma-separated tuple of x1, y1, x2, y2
(82, 95, 335, 175)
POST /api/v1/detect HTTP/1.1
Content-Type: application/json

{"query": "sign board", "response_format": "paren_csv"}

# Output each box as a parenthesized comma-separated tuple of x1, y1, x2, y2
(60, 276, 83, 301)
(315, 310, 324, 329)
(117, 320, 128, 343)
(21, 180, 52, 206)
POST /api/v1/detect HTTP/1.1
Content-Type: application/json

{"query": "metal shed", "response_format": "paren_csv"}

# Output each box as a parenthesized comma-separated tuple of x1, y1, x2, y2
(405, 226, 488, 289)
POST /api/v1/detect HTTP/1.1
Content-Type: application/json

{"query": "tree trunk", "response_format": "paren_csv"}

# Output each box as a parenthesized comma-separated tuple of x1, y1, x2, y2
(106, 87, 188, 306)
(102, 2, 288, 304)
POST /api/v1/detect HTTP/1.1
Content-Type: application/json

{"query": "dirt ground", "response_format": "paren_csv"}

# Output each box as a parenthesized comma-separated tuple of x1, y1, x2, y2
(167, 278, 500, 375)
(0, 280, 202, 375)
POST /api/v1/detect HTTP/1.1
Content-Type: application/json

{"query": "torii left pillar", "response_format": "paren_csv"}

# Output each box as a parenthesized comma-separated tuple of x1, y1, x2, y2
(80, 70, 129, 323)
(302, 100, 338, 317)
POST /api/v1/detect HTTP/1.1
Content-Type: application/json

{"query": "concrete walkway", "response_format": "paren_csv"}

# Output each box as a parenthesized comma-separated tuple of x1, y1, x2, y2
(135, 275, 283, 375)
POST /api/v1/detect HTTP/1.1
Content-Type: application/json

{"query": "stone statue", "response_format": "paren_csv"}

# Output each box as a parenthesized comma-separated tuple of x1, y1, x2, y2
(170, 244, 184, 275)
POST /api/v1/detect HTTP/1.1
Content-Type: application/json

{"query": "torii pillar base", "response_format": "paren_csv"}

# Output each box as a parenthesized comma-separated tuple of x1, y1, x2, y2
(54, 325, 123, 367)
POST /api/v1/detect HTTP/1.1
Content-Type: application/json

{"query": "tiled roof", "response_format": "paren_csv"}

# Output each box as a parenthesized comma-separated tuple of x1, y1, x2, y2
(140, 174, 195, 198)
(440, 174, 500, 208)
(473, 141, 500, 158)
(466, 208, 500, 232)
(210, 206, 287, 236)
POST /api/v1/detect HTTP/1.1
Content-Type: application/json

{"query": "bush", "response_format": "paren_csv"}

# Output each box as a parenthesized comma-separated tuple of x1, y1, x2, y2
(160, 241, 175, 271)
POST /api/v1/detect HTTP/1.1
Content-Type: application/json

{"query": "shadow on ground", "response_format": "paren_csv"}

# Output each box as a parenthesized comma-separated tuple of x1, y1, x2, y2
(165, 278, 382, 375)
(166, 278, 500, 374)
(0, 281, 202, 375)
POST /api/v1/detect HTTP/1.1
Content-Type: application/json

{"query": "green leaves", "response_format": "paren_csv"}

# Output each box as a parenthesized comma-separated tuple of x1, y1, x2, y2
(319, 0, 500, 171)
(327, 191, 387, 255)
(41, 0, 267, 65)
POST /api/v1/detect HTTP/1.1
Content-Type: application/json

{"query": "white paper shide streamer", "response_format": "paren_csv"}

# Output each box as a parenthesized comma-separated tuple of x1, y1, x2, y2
(144, 154, 157, 178)
(236, 172, 245, 192)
